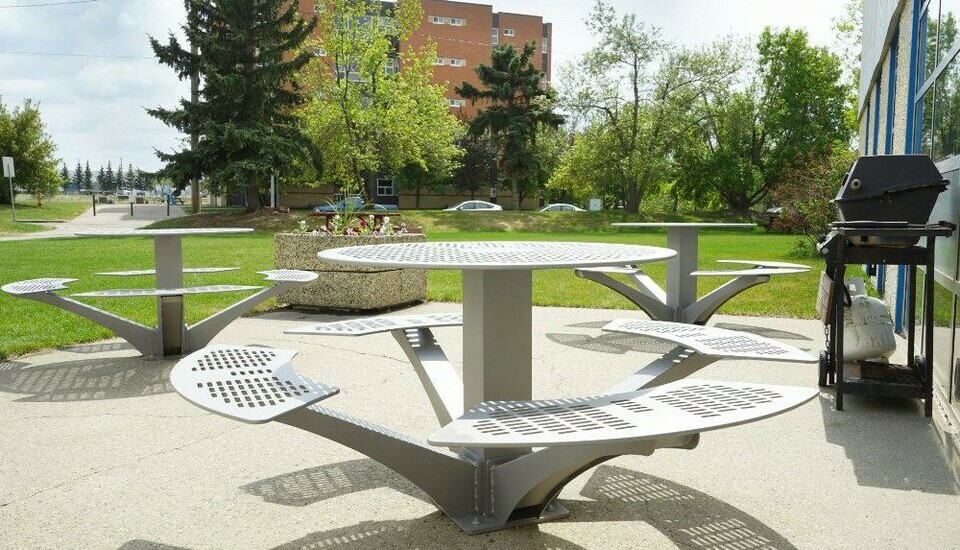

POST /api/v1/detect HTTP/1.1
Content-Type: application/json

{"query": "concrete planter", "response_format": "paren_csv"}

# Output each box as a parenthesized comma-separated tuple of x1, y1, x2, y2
(274, 232, 427, 311)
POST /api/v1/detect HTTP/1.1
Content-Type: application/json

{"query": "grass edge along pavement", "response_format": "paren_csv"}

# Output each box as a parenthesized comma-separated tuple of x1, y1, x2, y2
(0, 196, 93, 235)
(1, 210, 856, 359)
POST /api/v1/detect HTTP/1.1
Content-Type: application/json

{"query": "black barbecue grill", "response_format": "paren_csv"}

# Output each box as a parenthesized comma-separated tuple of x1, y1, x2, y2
(817, 154, 954, 416)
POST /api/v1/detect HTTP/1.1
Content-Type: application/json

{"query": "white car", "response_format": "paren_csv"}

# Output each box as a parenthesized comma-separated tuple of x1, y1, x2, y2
(540, 203, 585, 212)
(444, 200, 503, 211)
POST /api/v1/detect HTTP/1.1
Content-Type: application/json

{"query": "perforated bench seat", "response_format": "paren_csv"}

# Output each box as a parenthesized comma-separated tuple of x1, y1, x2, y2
(428, 379, 817, 448)
(691, 267, 808, 277)
(2, 278, 77, 295)
(170, 345, 339, 423)
(72, 285, 262, 298)
(574, 266, 644, 275)
(286, 313, 463, 336)
(602, 319, 816, 363)
(96, 267, 240, 276)
(258, 269, 319, 283)
(716, 260, 811, 270)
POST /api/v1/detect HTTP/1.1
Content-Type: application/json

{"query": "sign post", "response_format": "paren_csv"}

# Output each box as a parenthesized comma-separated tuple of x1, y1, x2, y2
(2, 156, 15, 222)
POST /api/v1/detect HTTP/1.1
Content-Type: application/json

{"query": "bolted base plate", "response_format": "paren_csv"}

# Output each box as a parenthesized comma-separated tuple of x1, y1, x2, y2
(449, 502, 570, 535)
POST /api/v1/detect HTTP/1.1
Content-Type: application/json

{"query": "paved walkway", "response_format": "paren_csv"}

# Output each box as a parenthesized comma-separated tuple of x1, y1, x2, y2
(0, 304, 958, 549)
(0, 204, 186, 241)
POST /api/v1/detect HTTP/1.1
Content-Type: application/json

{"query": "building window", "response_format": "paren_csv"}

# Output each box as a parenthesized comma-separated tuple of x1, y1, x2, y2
(448, 99, 465, 108)
(542, 37, 548, 53)
(449, 17, 465, 26)
(430, 15, 445, 24)
(376, 178, 395, 197)
(503, 28, 515, 37)
(492, 28, 499, 45)
(448, 58, 465, 67)
(434, 57, 445, 65)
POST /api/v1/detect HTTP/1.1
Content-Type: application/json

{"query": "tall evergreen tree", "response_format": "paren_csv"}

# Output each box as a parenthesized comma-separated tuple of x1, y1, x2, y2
(59, 163, 70, 191)
(127, 165, 138, 191)
(115, 160, 126, 191)
(83, 161, 93, 191)
(457, 43, 564, 210)
(73, 161, 83, 191)
(96, 166, 106, 193)
(104, 162, 114, 193)
(149, 0, 318, 211)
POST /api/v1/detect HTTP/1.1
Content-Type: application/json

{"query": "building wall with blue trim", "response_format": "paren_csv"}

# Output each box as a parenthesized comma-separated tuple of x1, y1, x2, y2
(860, 0, 960, 417)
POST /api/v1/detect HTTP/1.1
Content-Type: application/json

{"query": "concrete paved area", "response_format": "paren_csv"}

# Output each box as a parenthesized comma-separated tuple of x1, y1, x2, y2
(0, 204, 186, 241)
(1, 303, 958, 549)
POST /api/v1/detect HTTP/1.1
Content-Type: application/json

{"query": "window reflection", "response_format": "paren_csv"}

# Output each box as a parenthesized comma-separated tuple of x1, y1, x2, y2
(918, 90, 934, 155)
(933, 54, 960, 160)
(940, 0, 960, 66)
(924, 4, 940, 84)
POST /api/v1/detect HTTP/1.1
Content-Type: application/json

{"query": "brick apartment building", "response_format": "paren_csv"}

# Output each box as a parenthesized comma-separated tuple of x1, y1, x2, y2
(284, 0, 553, 210)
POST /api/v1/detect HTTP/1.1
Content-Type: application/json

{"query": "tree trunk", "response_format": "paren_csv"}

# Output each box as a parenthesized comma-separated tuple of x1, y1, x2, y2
(625, 182, 640, 214)
(244, 182, 262, 213)
(511, 179, 521, 210)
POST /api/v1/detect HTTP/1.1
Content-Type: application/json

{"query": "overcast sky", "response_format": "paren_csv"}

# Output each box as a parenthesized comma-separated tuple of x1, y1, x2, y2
(0, 0, 849, 173)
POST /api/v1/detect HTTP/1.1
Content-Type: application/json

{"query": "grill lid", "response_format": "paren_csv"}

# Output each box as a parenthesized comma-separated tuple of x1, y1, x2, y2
(834, 154, 947, 203)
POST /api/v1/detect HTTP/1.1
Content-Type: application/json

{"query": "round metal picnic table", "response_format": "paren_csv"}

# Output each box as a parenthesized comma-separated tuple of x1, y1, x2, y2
(319, 241, 676, 410)
(73, 228, 257, 356)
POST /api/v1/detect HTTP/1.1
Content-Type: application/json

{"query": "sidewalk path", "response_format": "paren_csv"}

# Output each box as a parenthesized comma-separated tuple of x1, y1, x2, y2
(0, 204, 186, 241)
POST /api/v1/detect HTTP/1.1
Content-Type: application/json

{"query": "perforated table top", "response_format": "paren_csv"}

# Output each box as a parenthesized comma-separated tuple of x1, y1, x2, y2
(602, 319, 816, 363)
(428, 379, 816, 448)
(286, 313, 464, 336)
(318, 241, 676, 270)
(75, 228, 253, 237)
(73, 285, 262, 298)
(170, 345, 339, 423)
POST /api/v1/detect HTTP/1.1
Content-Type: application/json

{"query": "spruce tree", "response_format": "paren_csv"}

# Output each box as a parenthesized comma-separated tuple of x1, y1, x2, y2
(96, 166, 106, 193)
(104, 162, 114, 193)
(73, 161, 83, 191)
(116, 161, 126, 192)
(127, 165, 137, 191)
(59, 164, 70, 191)
(83, 161, 93, 191)
(149, 0, 318, 211)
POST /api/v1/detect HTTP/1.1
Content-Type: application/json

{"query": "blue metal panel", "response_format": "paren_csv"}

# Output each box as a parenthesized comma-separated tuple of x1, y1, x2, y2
(873, 77, 882, 155)
(886, 27, 900, 154)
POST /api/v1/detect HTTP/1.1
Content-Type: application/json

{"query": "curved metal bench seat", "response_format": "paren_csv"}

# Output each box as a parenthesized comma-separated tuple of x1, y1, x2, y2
(96, 267, 240, 276)
(691, 267, 808, 277)
(2, 278, 77, 295)
(716, 259, 811, 270)
(258, 269, 320, 283)
(170, 345, 339, 423)
(428, 380, 817, 448)
(286, 313, 463, 336)
(73, 285, 262, 298)
(603, 319, 816, 363)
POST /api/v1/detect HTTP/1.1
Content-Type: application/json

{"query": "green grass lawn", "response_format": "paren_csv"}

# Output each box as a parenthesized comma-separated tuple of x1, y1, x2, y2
(0, 195, 92, 235)
(0, 206, 846, 359)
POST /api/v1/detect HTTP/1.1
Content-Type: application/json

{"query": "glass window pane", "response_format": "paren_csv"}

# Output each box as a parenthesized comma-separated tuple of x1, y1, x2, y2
(940, 0, 960, 65)
(923, 5, 939, 84)
(918, 91, 935, 155)
(934, 56, 960, 161)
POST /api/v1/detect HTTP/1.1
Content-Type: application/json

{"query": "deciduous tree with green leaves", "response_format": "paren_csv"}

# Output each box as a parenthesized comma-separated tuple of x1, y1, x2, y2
(558, 0, 737, 214)
(457, 42, 563, 210)
(0, 98, 62, 205)
(298, 0, 463, 201)
(149, 0, 319, 211)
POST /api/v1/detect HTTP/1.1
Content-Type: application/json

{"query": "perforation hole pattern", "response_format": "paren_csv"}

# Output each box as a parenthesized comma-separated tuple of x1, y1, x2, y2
(303, 313, 463, 335)
(612, 320, 793, 357)
(650, 384, 782, 418)
(202, 376, 313, 409)
(3, 278, 73, 295)
(471, 397, 642, 437)
(260, 269, 316, 282)
(191, 348, 278, 376)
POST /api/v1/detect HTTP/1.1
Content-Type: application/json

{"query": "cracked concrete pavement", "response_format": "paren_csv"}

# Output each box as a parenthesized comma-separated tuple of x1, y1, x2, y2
(1, 302, 959, 549)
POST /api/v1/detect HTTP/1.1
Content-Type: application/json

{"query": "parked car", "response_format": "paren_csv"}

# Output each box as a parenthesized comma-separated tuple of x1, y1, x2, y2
(444, 200, 503, 212)
(312, 195, 398, 213)
(539, 203, 585, 212)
